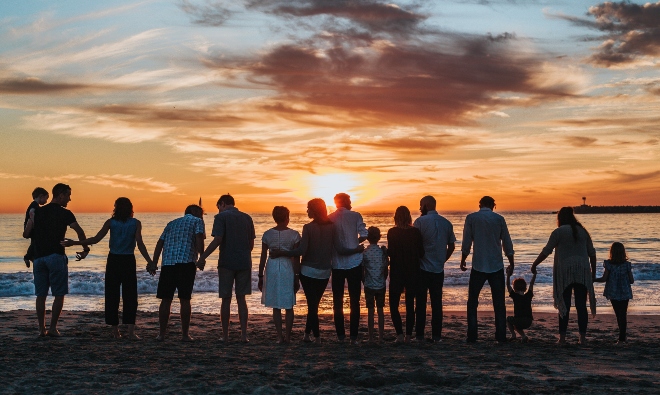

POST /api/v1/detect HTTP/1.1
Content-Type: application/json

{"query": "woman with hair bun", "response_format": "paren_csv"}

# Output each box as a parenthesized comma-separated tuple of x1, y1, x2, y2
(530, 207, 597, 345)
(62, 197, 153, 339)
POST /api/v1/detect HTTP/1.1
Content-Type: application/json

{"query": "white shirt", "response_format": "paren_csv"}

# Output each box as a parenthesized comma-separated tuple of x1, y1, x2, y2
(328, 207, 368, 270)
(461, 207, 514, 273)
(413, 210, 456, 273)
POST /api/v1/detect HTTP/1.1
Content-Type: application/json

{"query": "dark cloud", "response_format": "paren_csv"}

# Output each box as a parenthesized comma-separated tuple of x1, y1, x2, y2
(245, 0, 426, 36)
(564, 136, 597, 147)
(558, 1, 660, 67)
(0, 77, 93, 94)
(179, 0, 233, 27)
(92, 104, 244, 126)
(210, 33, 572, 127)
(603, 170, 660, 183)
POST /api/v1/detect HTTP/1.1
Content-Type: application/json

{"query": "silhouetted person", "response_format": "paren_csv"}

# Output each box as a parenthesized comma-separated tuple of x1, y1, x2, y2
(531, 207, 596, 345)
(152, 205, 205, 342)
(387, 206, 425, 343)
(461, 196, 514, 343)
(23, 183, 89, 337)
(329, 193, 368, 344)
(62, 197, 153, 339)
(413, 196, 456, 342)
(198, 194, 255, 343)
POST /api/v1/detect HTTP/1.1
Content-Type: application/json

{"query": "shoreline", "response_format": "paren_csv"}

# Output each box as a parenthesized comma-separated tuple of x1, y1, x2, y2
(2, 310, 660, 393)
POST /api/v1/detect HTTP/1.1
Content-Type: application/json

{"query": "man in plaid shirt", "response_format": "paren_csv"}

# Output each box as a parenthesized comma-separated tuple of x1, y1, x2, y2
(150, 205, 205, 341)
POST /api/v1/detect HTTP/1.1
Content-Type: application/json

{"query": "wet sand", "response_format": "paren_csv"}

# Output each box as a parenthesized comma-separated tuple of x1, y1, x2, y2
(1, 310, 659, 394)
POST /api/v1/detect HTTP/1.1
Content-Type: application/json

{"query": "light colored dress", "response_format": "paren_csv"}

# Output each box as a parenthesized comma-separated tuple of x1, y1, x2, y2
(261, 228, 301, 309)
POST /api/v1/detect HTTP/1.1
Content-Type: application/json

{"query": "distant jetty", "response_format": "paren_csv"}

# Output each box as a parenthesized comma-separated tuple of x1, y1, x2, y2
(571, 197, 660, 214)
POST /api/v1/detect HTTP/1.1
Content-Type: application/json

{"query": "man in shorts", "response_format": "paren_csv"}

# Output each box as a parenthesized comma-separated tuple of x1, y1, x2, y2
(23, 183, 90, 337)
(198, 194, 255, 343)
(151, 205, 205, 342)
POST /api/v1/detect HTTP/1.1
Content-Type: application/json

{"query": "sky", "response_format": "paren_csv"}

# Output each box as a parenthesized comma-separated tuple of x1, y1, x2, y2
(1, 0, 659, 213)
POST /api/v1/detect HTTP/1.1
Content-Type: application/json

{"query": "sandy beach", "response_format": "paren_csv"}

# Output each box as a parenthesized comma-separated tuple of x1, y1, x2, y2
(2, 310, 659, 394)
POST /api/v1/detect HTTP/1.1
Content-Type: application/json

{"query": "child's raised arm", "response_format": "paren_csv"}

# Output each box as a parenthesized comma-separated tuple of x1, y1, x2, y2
(506, 271, 513, 294)
(529, 273, 537, 293)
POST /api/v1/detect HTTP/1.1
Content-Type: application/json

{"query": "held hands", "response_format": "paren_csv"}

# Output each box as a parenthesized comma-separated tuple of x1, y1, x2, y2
(146, 262, 158, 276)
(258, 276, 263, 292)
(294, 276, 300, 293)
(460, 260, 467, 272)
(196, 257, 206, 271)
(530, 265, 537, 275)
(506, 264, 514, 277)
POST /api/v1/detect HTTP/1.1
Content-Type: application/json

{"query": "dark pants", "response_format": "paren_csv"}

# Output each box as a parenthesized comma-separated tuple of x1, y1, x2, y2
(558, 283, 588, 335)
(332, 265, 362, 340)
(105, 253, 138, 326)
(389, 278, 422, 336)
(467, 268, 507, 342)
(300, 274, 329, 338)
(611, 299, 629, 341)
(418, 270, 444, 340)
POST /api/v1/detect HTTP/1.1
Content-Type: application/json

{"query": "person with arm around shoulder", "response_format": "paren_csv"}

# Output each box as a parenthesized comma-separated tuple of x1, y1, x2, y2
(530, 207, 597, 345)
(258, 206, 301, 344)
(270, 198, 336, 343)
(62, 197, 153, 339)
(460, 196, 515, 344)
(328, 193, 368, 345)
(594, 242, 634, 344)
(24, 183, 90, 337)
(152, 204, 205, 342)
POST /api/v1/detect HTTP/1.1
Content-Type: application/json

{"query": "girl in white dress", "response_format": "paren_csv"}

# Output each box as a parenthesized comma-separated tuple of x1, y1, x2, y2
(258, 206, 301, 343)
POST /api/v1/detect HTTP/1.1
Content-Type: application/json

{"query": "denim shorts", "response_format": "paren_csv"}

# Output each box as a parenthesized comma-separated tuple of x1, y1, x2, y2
(33, 254, 69, 297)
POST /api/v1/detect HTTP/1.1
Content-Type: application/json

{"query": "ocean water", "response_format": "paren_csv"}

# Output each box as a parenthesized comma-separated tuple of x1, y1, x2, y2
(1, 212, 659, 315)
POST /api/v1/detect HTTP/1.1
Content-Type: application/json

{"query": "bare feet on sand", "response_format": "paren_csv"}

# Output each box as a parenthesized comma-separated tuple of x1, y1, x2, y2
(126, 333, 141, 340)
(521, 336, 529, 343)
(47, 329, 61, 337)
(394, 334, 405, 343)
(111, 327, 122, 339)
(156, 334, 165, 342)
(181, 334, 194, 342)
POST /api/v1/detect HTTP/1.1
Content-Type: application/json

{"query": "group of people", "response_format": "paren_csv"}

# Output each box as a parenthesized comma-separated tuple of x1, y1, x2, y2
(22, 184, 635, 345)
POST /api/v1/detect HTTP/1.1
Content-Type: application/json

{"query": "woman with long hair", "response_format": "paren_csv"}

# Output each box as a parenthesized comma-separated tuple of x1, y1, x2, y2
(530, 207, 597, 345)
(270, 198, 362, 342)
(387, 206, 425, 343)
(62, 197, 153, 339)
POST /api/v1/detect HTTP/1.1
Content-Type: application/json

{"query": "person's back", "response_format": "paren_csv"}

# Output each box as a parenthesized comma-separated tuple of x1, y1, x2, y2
(363, 243, 387, 290)
(387, 226, 424, 279)
(543, 225, 594, 262)
(160, 214, 204, 264)
(215, 207, 255, 271)
(462, 207, 514, 273)
(300, 221, 335, 271)
(328, 206, 367, 269)
(603, 259, 633, 301)
(109, 218, 137, 255)
(33, 203, 76, 259)
(413, 211, 455, 273)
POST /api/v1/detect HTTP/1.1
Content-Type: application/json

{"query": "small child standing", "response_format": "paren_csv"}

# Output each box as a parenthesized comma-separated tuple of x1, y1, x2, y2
(362, 226, 388, 343)
(506, 271, 536, 342)
(595, 242, 634, 344)
(23, 187, 49, 267)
